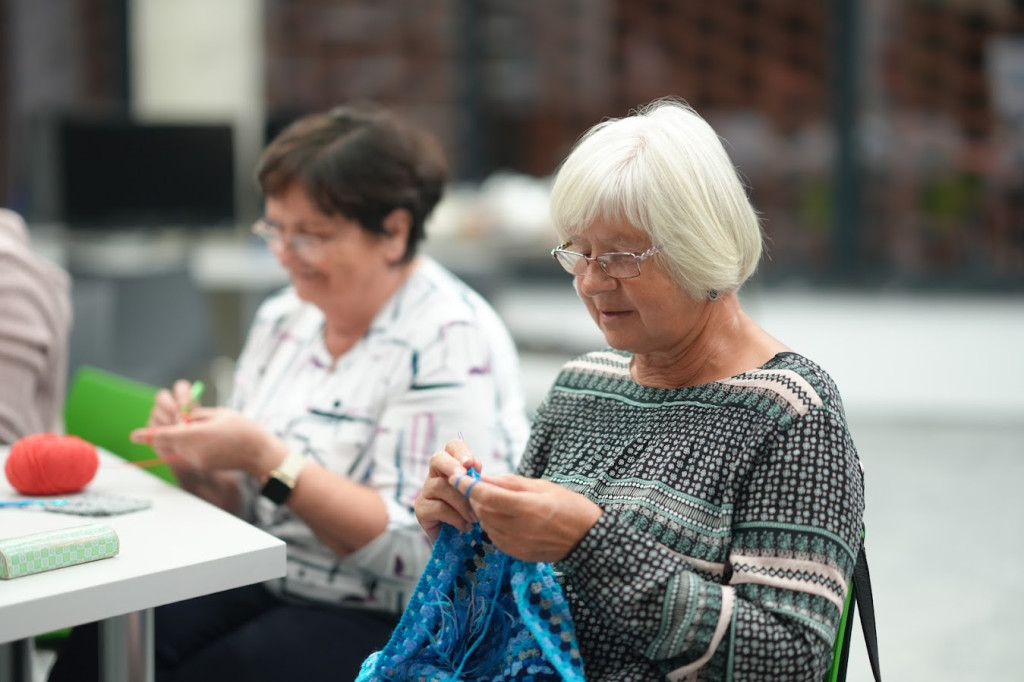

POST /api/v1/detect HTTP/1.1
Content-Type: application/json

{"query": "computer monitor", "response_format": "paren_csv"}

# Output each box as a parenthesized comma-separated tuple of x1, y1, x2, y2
(52, 117, 236, 229)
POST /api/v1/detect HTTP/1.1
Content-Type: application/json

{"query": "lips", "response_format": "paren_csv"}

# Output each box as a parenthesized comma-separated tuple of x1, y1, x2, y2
(288, 267, 322, 282)
(598, 309, 631, 322)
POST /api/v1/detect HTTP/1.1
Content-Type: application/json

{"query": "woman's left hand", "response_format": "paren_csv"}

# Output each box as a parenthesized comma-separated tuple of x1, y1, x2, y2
(452, 473, 603, 563)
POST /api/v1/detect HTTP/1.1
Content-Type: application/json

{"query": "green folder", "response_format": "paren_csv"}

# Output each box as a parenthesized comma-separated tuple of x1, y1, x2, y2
(63, 365, 177, 485)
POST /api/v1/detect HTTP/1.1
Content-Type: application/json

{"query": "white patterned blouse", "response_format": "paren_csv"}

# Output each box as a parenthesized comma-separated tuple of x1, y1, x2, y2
(228, 256, 530, 613)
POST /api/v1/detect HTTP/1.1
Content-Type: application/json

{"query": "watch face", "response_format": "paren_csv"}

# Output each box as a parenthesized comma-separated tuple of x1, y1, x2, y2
(261, 477, 292, 505)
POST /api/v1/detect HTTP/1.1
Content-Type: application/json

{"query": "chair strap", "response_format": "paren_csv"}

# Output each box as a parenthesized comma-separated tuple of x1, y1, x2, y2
(837, 545, 882, 682)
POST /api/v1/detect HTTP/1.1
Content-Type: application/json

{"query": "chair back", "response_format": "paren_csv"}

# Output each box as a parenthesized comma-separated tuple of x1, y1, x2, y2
(63, 365, 177, 484)
(826, 530, 881, 682)
(825, 576, 856, 682)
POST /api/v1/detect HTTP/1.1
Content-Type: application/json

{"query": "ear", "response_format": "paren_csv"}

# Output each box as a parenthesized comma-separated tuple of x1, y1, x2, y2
(381, 208, 412, 262)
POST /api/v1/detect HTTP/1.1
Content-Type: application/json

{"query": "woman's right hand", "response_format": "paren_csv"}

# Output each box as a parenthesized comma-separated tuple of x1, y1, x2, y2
(414, 439, 483, 543)
(149, 380, 198, 428)
(145, 380, 200, 467)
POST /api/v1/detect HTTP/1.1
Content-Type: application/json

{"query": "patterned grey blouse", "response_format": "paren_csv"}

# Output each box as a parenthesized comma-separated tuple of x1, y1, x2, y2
(229, 256, 531, 614)
(522, 349, 865, 682)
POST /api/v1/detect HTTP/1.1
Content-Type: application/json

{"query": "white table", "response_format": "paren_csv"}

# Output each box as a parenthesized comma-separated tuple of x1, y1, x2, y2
(0, 448, 286, 682)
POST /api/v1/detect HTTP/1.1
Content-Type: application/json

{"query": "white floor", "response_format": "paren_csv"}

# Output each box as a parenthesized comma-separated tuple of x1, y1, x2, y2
(843, 420, 1024, 681)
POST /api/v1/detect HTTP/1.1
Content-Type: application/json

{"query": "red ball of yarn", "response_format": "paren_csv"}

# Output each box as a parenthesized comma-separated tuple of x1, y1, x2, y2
(4, 433, 99, 495)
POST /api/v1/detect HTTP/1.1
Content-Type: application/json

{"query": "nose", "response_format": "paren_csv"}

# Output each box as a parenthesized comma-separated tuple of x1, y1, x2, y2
(264, 236, 287, 260)
(575, 260, 617, 296)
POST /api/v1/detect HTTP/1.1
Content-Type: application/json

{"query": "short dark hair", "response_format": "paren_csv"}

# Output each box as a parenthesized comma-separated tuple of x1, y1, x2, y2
(256, 103, 447, 262)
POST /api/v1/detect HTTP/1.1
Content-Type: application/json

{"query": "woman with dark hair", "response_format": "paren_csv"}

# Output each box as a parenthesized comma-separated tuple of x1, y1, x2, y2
(47, 104, 530, 682)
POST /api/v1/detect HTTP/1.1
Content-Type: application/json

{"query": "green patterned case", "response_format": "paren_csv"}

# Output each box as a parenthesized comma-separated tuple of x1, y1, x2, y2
(0, 523, 119, 580)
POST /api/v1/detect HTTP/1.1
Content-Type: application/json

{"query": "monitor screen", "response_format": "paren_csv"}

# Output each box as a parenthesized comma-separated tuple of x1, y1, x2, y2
(56, 118, 236, 229)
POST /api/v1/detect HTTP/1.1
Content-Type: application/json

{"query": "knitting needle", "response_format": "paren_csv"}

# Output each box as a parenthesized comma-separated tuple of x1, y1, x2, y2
(126, 458, 170, 469)
(117, 453, 183, 469)
(0, 499, 69, 508)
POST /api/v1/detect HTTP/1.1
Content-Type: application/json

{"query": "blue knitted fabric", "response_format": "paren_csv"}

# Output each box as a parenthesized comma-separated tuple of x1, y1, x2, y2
(356, 516, 585, 681)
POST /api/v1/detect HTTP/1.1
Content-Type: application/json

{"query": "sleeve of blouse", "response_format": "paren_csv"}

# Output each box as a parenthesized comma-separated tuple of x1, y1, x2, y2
(336, 317, 527, 604)
(558, 406, 865, 682)
(0, 264, 63, 442)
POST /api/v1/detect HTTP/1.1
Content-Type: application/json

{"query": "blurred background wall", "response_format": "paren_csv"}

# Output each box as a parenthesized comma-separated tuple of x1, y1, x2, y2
(1, 2, 1023, 680)
(3, 0, 1024, 290)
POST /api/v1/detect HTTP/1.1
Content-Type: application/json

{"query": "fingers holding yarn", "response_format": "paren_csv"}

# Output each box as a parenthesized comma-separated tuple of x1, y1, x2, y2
(130, 427, 155, 446)
(443, 438, 483, 475)
(151, 380, 201, 427)
(416, 474, 476, 536)
(150, 389, 182, 427)
(130, 424, 193, 465)
(449, 466, 481, 499)
(171, 380, 194, 408)
(444, 467, 484, 532)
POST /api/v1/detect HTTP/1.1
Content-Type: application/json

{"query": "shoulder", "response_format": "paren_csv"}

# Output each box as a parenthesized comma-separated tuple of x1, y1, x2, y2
(719, 351, 847, 421)
(0, 224, 70, 299)
(247, 286, 321, 340)
(252, 286, 306, 323)
(403, 257, 491, 318)
(0, 237, 70, 330)
(381, 257, 513, 344)
(541, 349, 635, 400)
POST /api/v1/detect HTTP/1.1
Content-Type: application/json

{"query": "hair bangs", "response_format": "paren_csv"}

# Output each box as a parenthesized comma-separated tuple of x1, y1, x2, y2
(550, 123, 655, 241)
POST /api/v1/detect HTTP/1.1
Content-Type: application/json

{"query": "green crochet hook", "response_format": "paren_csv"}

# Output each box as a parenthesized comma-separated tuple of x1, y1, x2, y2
(180, 380, 205, 421)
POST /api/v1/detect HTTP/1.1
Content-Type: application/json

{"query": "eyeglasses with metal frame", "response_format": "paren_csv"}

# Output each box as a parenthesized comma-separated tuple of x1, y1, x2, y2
(550, 242, 661, 279)
(251, 218, 329, 261)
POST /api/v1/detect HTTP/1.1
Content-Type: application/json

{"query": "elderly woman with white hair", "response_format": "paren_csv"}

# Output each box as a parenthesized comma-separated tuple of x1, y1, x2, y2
(415, 98, 866, 681)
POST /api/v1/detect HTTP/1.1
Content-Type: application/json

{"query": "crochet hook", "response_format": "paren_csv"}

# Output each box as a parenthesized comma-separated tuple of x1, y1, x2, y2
(180, 381, 205, 422)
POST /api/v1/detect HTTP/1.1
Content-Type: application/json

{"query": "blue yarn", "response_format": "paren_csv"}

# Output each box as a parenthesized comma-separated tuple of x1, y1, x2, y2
(357, 471, 585, 682)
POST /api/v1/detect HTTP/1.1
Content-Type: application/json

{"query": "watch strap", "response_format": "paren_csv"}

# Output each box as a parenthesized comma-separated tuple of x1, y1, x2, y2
(260, 451, 307, 504)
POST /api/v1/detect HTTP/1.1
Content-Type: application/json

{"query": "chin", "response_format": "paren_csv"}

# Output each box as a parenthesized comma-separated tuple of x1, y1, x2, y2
(290, 276, 327, 303)
(600, 331, 633, 352)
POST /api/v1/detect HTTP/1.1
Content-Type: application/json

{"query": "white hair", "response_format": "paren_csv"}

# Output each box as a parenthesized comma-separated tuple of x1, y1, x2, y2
(549, 97, 762, 298)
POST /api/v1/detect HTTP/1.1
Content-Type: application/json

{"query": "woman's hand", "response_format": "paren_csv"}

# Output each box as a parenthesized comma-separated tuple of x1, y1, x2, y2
(452, 473, 603, 563)
(415, 439, 485, 543)
(130, 407, 284, 478)
(149, 380, 201, 426)
(417, 439, 603, 561)
(144, 380, 200, 461)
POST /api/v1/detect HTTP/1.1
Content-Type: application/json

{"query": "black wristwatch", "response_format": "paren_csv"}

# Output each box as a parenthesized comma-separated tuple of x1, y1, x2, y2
(260, 451, 307, 505)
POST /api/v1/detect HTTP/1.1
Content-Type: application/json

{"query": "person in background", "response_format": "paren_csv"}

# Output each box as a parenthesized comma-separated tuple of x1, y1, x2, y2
(416, 98, 865, 681)
(47, 103, 530, 682)
(0, 208, 71, 443)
